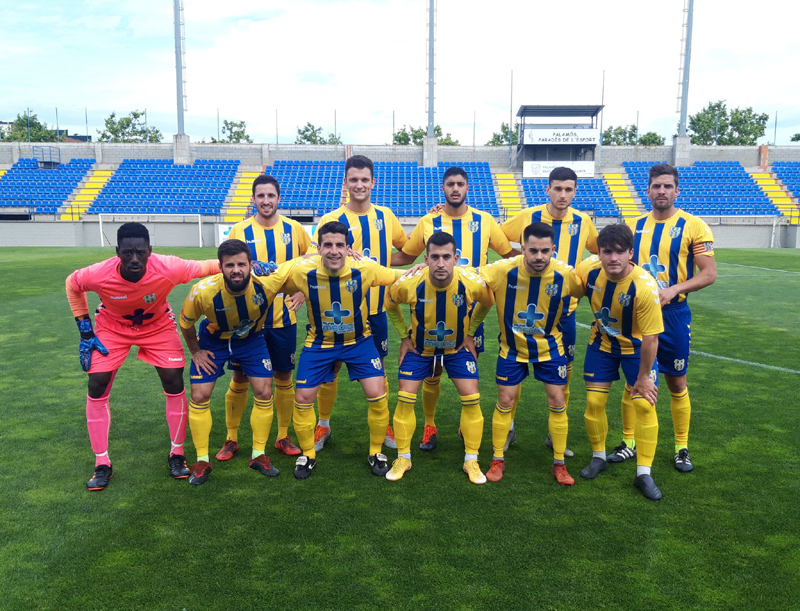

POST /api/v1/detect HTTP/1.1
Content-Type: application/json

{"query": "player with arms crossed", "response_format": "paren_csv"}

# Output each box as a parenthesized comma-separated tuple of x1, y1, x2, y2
(607, 163, 716, 472)
(384, 232, 495, 484)
(501, 166, 598, 456)
(391, 166, 514, 451)
(310, 155, 407, 453)
(576, 224, 664, 501)
(179, 239, 296, 485)
(65, 222, 219, 490)
(479, 222, 585, 485)
(219, 175, 311, 462)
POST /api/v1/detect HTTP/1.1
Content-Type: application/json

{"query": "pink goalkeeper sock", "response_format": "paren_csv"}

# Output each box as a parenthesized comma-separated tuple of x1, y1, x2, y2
(165, 390, 188, 455)
(86, 395, 111, 467)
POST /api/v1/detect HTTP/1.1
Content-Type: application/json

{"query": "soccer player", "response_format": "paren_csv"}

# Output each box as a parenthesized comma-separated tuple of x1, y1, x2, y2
(501, 166, 598, 455)
(220, 175, 311, 462)
(310, 155, 408, 453)
(607, 163, 716, 472)
(391, 166, 514, 451)
(179, 239, 295, 485)
(65, 222, 220, 491)
(576, 224, 664, 501)
(479, 222, 585, 485)
(384, 232, 494, 484)
(284, 221, 407, 479)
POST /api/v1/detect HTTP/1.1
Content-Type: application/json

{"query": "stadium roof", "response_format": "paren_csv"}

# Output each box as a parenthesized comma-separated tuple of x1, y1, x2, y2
(516, 105, 604, 118)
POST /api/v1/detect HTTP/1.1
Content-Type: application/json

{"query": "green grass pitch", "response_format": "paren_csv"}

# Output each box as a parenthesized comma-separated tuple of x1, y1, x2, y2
(0, 246, 798, 610)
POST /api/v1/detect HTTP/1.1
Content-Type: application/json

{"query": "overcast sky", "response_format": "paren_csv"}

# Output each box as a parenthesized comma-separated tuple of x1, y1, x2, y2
(2, 0, 798, 146)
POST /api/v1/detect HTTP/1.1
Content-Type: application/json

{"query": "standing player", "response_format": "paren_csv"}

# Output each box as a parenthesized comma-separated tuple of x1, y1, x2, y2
(179, 239, 295, 485)
(310, 155, 408, 452)
(65, 222, 219, 490)
(576, 224, 664, 501)
(283, 222, 406, 479)
(391, 166, 514, 451)
(384, 232, 494, 484)
(607, 163, 716, 472)
(479, 222, 585, 485)
(501, 166, 598, 455)
(220, 175, 311, 462)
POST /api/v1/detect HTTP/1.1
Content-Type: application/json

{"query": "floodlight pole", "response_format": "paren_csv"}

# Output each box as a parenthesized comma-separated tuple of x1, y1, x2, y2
(426, 0, 435, 137)
(173, 0, 185, 134)
(677, 0, 694, 137)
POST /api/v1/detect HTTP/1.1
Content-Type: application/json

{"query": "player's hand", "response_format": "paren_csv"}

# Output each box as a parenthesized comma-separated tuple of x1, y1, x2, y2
(658, 286, 680, 306)
(76, 318, 109, 372)
(457, 335, 478, 361)
(403, 263, 426, 277)
(428, 203, 445, 215)
(347, 247, 363, 261)
(191, 349, 217, 376)
(398, 337, 419, 366)
(285, 291, 305, 311)
(252, 260, 278, 276)
(632, 376, 658, 405)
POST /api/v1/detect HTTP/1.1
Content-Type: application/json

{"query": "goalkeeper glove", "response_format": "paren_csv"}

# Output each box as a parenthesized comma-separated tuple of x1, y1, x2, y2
(77, 318, 109, 372)
(252, 260, 278, 276)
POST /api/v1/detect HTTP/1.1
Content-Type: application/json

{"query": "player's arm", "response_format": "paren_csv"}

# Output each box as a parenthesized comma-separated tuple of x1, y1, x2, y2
(489, 219, 515, 258)
(658, 247, 717, 305)
(66, 269, 109, 371)
(179, 293, 217, 376)
(391, 250, 417, 266)
(393, 221, 425, 265)
(386, 283, 419, 364)
(468, 286, 495, 335)
(585, 219, 599, 255)
(631, 334, 659, 405)
(389, 209, 409, 251)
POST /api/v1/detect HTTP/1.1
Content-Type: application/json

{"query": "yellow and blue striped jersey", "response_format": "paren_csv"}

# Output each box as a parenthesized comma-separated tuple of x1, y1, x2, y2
(179, 263, 293, 341)
(502, 205, 598, 316)
(402, 208, 513, 268)
(576, 257, 664, 356)
(627, 210, 714, 305)
(228, 214, 311, 328)
(284, 257, 401, 349)
(386, 267, 494, 357)
(479, 256, 584, 363)
(311, 205, 407, 316)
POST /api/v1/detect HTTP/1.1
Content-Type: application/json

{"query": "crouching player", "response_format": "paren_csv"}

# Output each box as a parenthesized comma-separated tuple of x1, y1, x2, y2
(178, 239, 295, 485)
(384, 232, 495, 484)
(576, 224, 664, 501)
(479, 222, 584, 485)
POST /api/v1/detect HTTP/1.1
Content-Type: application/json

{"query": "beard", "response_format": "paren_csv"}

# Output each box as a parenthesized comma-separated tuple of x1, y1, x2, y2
(224, 272, 251, 293)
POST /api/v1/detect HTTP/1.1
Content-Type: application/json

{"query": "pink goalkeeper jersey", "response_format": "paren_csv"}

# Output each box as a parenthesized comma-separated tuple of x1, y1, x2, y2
(66, 254, 219, 328)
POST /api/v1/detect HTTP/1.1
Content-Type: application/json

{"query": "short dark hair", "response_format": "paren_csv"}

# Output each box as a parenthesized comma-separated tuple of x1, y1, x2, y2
(345, 155, 373, 178)
(523, 222, 555, 243)
(252, 174, 280, 197)
(548, 166, 578, 186)
(442, 166, 469, 184)
(218, 239, 252, 263)
(317, 221, 349, 242)
(117, 222, 150, 245)
(597, 223, 634, 251)
(426, 231, 457, 252)
(648, 163, 679, 187)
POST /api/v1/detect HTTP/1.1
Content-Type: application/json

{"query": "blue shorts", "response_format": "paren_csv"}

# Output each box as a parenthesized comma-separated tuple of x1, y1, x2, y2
(295, 338, 385, 389)
(495, 353, 569, 386)
(189, 330, 273, 384)
(263, 324, 298, 372)
(472, 322, 485, 355)
(583, 344, 658, 387)
(398, 349, 479, 381)
(657, 302, 691, 376)
(368, 312, 389, 358)
(560, 311, 577, 363)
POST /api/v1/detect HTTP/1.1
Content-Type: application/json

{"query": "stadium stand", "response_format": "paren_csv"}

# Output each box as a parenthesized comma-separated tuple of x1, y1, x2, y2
(521, 176, 618, 217)
(768, 162, 800, 224)
(0, 157, 95, 215)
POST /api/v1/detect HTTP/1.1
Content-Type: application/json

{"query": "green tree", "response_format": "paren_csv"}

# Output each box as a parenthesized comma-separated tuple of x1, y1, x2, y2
(638, 131, 666, 146)
(485, 122, 519, 146)
(98, 110, 163, 143)
(602, 124, 638, 145)
(2, 112, 60, 142)
(294, 123, 342, 145)
(790, 133, 800, 142)
(394, 125, 458, 146)
(212, 119, 253, 143)
(687, 101, 768, 145)
(325, 132, 343, 145)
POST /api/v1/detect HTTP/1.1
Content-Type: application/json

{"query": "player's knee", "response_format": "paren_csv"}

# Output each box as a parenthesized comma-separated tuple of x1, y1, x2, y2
(273, 370, 292, 382)
(665, 374, 686, 393)
(87, 372, 113, 398)
(190, 386, 213, 404)
(232, 370, 249, 384)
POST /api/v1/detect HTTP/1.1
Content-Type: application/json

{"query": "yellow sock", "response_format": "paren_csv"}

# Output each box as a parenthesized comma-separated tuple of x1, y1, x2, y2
(188, 400, 212, 461)
(294, 401, 316, 458)
(621, 385, 637, 440)
(421, 377, 441, 427)
(563, 363, 573, 408)
(509, 385, 522, 422)
(393, 391, 417, 455)
(367, 393, 390, 456)
(274, 380, 294, 439)
(459, 393, 484, 455)
(317, 377, 338, 422)
(491, 403, 513, 459)
(584, 386, 610, 452)
(631, 394, 659, 468)
(224, 380, 249, 442)
(548, 404, 568, 460)
(251, 396, 274, 452)
(671, 388, 691, 448)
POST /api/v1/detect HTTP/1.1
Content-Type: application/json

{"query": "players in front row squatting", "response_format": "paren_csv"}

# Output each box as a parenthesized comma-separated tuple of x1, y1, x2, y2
(66, 222, 220, 491)
(385, 232, 495, 484)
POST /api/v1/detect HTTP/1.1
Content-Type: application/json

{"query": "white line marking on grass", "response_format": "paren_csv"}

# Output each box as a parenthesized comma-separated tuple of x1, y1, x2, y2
(717, 262, 800, 275)
(575, 322, 799, 374)
(716, 274, 789, 278)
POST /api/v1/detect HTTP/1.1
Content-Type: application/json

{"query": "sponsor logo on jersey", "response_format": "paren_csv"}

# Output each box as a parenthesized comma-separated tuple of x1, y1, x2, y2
(246, 238, 263, 244)
(252, 293, 265, 306)
(567, 223, 579, 236)
(143, 293, 156, 304)
(635, 229, 651, 234)
(618, 293, 632, 307)
(232, 319, 255, 336)
(455, 248, 470, 267)
(419, 298, 432, 303)
(595, 307, 620, 336)
(508, 284, 527, 290)
(109, 295, 128, 300)
(169, 357, 184, 362)
(215, 306, 233, 312)
(424, 321, 456, 348)
(513, 304, 546, 336)
(496, 375, 508, 382)
(466, 360, 477, 374)
(322, 302, 355, 333)
(399, 370, 414, 376)
(345, 279, 359, 293)
(310, 284, 328, 290)
(673, 359, 686, 372)
(452, 294, 465, 307)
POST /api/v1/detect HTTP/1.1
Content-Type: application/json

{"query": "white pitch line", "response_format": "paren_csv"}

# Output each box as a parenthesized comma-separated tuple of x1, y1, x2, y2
(575, 322, 799, 374)
(717, 262, 800, 275)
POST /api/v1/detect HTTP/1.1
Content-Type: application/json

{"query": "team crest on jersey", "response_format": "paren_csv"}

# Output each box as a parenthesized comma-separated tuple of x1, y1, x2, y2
(371, 358, 382, 370)
(143, 293, 156, 304)
(618, 293, 631, 307)
(474, 334, 483, 348)
(468, 221, 480, 233)
(466, 360, 477, 374)
(567, 223, 579, 236)
(674, 359, 686, 372)
(452, 294, 465, 307)
(263, 359, 272, 371)
(345, 279, 359, 293)
(545, 283, 559, 297)
(669, 226, 682, 239)
(281, 232, 292, 244)
(252, 293, 265, 306)
(374, 218, 384, 231)
(558, 365, 567, 379)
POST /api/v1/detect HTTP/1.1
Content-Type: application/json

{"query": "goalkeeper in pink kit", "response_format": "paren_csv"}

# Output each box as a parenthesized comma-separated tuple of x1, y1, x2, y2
(65, 223, 219, 490)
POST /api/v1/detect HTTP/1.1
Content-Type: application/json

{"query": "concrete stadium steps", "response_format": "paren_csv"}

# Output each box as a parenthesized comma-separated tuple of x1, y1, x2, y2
(605, 172, 641, 218)
(755, 171, 800, 225)
(495, 172, 523, 218)
(223, 170, 260, 222)
(60, 168, 113, 220)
